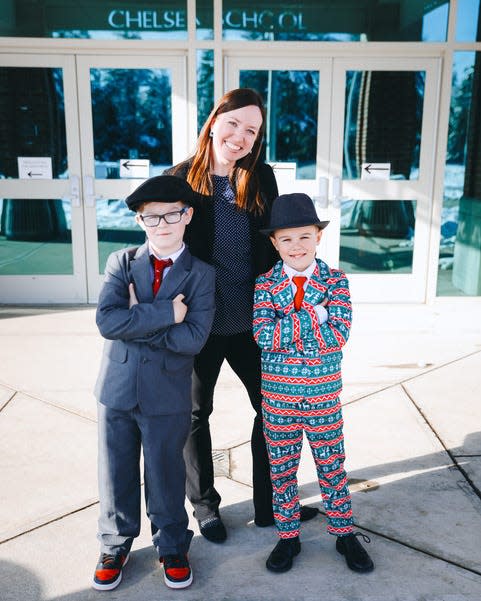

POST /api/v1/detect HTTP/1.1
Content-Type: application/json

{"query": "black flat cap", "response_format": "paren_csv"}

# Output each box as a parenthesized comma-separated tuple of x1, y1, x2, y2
(125, 175, 194, 211)
(260, 193, 329, 234)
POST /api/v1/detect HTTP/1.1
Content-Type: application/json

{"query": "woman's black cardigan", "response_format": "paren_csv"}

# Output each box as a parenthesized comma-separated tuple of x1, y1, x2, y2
(165, 160, 279, 277)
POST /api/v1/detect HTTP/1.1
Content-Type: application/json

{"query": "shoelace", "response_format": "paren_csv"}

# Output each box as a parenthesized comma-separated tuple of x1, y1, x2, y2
(352, 532, 371, 544)
(100, 554, 117, 566)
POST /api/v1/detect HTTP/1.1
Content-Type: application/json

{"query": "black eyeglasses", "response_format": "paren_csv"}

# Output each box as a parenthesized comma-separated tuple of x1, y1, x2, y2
(139, 207, 188, 227)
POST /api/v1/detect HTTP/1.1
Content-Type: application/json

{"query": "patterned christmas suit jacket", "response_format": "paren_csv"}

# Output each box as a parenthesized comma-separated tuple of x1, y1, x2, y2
(253, 258, 352, 403)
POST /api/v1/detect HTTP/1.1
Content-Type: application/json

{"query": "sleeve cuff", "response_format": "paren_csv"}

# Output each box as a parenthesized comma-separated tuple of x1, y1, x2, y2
(314, 304, 329, 324)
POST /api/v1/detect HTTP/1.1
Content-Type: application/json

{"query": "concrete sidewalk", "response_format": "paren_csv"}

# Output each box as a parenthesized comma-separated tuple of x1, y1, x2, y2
(0, 302, 481, 601)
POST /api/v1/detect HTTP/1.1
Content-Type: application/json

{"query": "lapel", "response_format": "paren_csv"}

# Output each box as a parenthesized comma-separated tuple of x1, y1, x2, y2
(267, 259, 330, 312)
(303, 260, 329, 307)
(130, 243, 193, 303)
(130, 242, 154, 302)
(268, 261, 294, 312)
(155, 246, 192, 301)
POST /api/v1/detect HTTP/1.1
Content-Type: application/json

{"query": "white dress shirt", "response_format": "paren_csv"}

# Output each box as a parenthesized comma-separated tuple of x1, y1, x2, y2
(149, 242, 185, 280)
(283, 260, 328, 324)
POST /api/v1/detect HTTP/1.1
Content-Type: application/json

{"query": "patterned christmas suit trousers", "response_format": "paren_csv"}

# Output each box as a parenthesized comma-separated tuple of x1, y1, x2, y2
(262, 360, 354, 539)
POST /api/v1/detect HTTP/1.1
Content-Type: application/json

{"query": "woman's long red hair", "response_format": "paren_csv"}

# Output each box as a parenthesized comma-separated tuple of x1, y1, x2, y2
(182, 88, 267, 214)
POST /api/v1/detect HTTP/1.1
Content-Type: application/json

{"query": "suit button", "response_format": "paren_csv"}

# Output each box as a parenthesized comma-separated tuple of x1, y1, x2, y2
(141, 357, 148, 364)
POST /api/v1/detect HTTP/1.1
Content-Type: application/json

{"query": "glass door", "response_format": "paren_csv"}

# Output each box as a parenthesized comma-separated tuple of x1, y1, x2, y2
(0, 53, 188, 304)
(76, 55, 188, 302)
(331, 57, 440, 302)
(0, 53, 86, 302)
(226, 55, 440, 302)
(226, 56, 334, 262)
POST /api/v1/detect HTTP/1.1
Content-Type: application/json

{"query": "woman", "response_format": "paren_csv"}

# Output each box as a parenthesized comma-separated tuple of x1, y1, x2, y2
(166, 88, 317, 542)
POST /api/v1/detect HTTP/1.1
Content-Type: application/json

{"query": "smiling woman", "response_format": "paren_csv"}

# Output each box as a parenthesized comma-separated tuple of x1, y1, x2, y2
(165, 87, 319, 543)
(164, 88, 279, 540)
(209, 106, 263, 174)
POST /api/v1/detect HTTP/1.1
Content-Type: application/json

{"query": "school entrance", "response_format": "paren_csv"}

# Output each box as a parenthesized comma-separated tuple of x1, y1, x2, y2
(0, 52, 188, 303)
(0, 49, 440, 303)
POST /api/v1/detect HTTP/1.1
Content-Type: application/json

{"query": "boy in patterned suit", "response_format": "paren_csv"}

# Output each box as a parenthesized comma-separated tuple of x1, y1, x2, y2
(253, 193, 374, 574)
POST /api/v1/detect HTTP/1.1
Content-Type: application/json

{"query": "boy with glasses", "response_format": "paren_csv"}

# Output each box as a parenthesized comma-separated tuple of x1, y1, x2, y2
(92, 175, 215, 592)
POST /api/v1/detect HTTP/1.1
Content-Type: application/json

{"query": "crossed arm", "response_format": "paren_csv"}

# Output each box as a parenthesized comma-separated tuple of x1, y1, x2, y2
(252, 274, 352, 353)
(96, 253, 215, 356)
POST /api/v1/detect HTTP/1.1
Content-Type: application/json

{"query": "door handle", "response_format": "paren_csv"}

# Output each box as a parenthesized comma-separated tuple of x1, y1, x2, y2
(331, 176, 342, 208)
(83, 175, 96, 207)
(70, 175, 80, 207)
(314, 177, 328, 208)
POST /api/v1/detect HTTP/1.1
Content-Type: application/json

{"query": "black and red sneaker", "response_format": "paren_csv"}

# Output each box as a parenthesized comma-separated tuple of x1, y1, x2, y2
(160, 554, 193, 589)
(92, 552, 129, 591)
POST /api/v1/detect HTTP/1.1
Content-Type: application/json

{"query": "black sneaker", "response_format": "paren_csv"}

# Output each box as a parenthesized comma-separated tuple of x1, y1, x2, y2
(336, 532, 374, 573)
(92, 552, 129, 590)
(160, 554, 193, 589)
(198, 514, 227, 543)
(266, 537, 301, 573)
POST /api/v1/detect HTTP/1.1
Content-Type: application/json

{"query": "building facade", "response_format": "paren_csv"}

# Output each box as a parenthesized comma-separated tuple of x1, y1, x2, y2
(0, 0, 480, 304)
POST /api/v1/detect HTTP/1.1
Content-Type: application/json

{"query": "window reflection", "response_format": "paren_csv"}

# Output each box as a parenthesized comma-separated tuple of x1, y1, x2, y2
(222, 0, 448, 42)
(0, 67, 67, 179)
(0, 0, 449, 41)
(0, 0, 189, 40)
(197, 50, 214, 134)
(239, 70, 319, 179)
(340, 199, 416, 273)
(438, 52, 481, 296)
(90, 68, 172, 179)
(0, 198, 73, 275)
(197, 0, 213, 40)
(343, 71, 424, 180)
(96, 199, 144, 273)
(455, 0, 481, 42)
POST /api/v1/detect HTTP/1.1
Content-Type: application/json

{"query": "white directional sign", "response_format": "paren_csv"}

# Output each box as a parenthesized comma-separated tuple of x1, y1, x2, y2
(268, 162, 296, 194)
(119, 159, 150, 178)
(361, 162, 391, 180)
(17, 157, 53, 179)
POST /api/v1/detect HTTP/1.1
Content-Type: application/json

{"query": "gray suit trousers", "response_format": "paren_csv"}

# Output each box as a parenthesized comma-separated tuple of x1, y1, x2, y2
(97, 402, 193, 556)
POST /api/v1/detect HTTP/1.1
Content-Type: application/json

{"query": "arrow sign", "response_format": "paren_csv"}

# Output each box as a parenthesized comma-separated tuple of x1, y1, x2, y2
(119, 158, 150, 178)
(361, 163, 391, 180)
(17, 157, 53, 180)
(121, 160, 149, 169)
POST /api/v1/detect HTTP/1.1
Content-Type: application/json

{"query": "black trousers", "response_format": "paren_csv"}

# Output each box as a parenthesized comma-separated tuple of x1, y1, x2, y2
(184, 330, 273, 523)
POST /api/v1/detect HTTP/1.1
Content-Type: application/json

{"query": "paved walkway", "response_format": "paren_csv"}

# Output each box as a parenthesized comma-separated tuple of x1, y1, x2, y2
(1, 302, 481, 600)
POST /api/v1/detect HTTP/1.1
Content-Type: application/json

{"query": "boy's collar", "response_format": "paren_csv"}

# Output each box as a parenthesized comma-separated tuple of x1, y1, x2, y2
(149, 242, 185, 263)
(283, 260, 317, 281)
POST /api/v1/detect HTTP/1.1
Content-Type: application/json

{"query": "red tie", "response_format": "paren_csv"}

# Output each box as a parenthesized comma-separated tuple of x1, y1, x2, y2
(292, 276, 307, 311)
(152, 257, 173, 296)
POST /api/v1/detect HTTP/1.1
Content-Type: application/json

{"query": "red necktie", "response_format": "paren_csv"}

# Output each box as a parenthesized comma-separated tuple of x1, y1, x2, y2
(152, 257, 173, 296)
(292, 276, 307, 311)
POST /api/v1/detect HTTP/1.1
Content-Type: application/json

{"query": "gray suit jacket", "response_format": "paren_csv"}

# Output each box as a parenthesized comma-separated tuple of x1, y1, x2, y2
(94, 242, 215, 416)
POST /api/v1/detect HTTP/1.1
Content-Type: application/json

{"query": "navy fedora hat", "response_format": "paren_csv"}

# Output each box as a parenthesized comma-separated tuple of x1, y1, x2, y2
(261, 193, 329, 234)
(125, 175, 194, 212)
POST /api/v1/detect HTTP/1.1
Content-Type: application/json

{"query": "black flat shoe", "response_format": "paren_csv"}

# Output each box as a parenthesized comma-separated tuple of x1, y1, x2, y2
(336, 532, 374, 573)
(299, 505, 319, 522)
(266, 537, 301, 573)
(198, 514, 227, 543)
